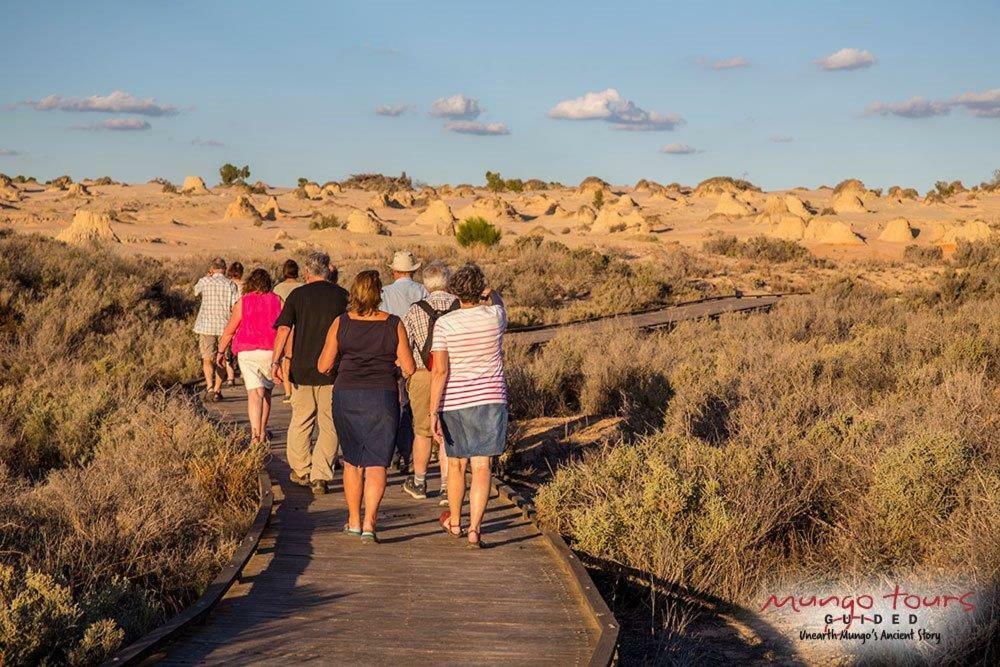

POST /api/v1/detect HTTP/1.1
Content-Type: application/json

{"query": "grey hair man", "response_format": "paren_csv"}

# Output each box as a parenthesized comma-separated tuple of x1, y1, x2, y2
(271, 252, 349, 494)
(400, 261, 459, 501)
(193, 256, 238, 402)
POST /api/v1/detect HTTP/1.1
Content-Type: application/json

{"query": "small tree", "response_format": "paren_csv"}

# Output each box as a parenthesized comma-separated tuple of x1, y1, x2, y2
(592, 189, 604, 210)
(455, 216, 502, 247)
(505, 178, 524, 193)
(297, 177, 309, 188)
(485, 171, 505, 193)
(219, 163, 250, 186)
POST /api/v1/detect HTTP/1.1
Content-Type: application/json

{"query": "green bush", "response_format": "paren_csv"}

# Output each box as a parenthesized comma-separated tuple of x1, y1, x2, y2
(218, 163, 250, 186)
(161, 182, 178, 194)
(485, 170, 505, 193)
(455, 216, 502, 247)
(592, 189, 604, 210)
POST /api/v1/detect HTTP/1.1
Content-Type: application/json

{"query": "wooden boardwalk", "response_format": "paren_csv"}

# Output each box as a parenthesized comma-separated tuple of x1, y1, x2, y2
(507, 294, 783, 346)
(151, 388, 604, 665)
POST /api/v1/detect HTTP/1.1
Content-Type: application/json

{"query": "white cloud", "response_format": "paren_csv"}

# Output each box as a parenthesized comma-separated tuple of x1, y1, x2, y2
(815, 48, 876, 71)
(659, 143, 699, 154)
(21, 90, 180, 116)
(374, 104, 411, 117)
(949, 88, 1000, 118)
(548, 88, 684, 131)
(430, 94, 482, 119)
(191, 137, 226, 147)
(864, 96, 950, 119)
(769, 134, 794, 143)
(444, 120, 510, 136)
(709, 57, 750, 70)
(72, 118, 151, 131)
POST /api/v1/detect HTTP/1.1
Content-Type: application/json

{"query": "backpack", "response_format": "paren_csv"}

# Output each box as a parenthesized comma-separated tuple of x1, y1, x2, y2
(415, 299, 459, 369)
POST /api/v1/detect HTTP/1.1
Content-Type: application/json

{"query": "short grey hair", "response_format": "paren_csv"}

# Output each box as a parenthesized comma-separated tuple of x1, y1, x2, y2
(422, 261, 451, 292)
(303, 251, 331, 279)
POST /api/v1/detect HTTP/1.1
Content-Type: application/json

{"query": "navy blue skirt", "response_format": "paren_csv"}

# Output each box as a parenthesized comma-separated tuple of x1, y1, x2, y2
(333, 389, 399, 467)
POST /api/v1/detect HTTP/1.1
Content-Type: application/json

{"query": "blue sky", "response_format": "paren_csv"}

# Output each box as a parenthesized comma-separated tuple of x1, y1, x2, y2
(1, 0, 998, 190)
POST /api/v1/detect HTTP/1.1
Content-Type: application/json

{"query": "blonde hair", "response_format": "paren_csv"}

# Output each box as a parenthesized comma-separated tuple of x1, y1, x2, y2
(349, 270, 383, 315)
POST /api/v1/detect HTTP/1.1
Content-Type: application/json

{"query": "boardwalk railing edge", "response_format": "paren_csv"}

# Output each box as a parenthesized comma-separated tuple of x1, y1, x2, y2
(492, 477, 619, 666)
(104, 469, 274, 666)
(506, 291, 803, 335)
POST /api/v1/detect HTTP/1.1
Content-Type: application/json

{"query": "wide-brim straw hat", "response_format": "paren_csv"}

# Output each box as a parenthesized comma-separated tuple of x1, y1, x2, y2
(389, 250, 421, 272)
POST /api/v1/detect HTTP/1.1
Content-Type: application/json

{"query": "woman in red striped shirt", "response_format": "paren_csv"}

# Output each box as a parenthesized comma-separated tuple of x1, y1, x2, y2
(430, 263, 508, 548)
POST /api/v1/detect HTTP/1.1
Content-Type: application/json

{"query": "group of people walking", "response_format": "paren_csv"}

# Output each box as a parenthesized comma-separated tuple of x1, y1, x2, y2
(193, 250, 508, 548)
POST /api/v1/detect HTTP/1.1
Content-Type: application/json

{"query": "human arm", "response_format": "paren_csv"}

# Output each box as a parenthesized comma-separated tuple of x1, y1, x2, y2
(395, 320, 416, 379)
(215, 300, 242, 365)
(429, 350, 449, 444)
(316, 317, 341, 375)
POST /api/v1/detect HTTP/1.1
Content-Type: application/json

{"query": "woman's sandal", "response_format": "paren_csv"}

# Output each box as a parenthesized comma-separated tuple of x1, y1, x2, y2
(342, 523, 362, 536)
(467, 528, 486, 549)
(360, 530, 379, 544)
(438, 510, 464, 538)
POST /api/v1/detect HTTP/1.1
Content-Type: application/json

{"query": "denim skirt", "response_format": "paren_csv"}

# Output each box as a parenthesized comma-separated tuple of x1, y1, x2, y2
(333, 389, 399, 467)
(440, 403, 508, 458)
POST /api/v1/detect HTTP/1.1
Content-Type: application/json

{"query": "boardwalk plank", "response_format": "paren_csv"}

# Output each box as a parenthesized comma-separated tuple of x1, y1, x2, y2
(154, 387, 599, 665)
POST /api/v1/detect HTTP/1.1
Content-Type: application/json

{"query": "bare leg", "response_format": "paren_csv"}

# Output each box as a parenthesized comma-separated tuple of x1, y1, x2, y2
(362, 466, 388, 532)
(447, 457, 468, 531)
(225, 356, 235, 384)
(212, 358, 224, 394)
(202, 358, 215, 391)
(468, 457, 492, 542)
(438, 440, 449, 491)
(342, 462, 363, 530)
(260, 388, 272, 438)
(247, 388, 263, 440)
(412, 434, 432, 478)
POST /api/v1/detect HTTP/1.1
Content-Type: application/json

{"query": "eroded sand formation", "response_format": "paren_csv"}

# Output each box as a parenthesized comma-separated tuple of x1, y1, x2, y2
(0, 173, 994, 261)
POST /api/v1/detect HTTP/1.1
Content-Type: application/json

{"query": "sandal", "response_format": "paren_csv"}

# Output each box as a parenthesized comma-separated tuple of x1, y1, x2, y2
(438, 510, 464, 538)
(212, 391, 223, 402)
(342, 523, 362, 536)
(467, 528, 486, 549)
(360, 530, 379, 544)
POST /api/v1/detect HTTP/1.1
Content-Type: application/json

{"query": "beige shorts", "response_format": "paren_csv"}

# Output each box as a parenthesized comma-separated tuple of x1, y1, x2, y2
(407, 369, 433, 438)
(198, 334, 220, 360)
(237, 350, 275, 391)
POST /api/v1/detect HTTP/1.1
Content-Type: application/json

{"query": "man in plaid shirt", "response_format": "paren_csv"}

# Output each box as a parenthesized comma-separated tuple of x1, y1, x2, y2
(401, 261, 458, 502)
(193, 257, 239, 401)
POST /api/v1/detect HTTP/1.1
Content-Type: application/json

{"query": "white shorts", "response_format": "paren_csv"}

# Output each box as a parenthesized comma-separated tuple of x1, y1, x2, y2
(237, 350, 275, 391)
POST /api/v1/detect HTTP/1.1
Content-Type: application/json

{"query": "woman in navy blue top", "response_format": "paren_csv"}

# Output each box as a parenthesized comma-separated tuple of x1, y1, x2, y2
(318, 270, 415, 544)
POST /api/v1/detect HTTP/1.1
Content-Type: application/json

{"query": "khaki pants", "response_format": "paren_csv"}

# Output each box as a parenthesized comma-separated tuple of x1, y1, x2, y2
(287, 383, 338, 482)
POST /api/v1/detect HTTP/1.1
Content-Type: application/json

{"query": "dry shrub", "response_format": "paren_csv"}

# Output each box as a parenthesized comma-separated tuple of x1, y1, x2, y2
(0, 232, 264, 664)
(534, 277, 1000, 617)
(703, 234, 809, 264)
(903, 243, 943, 266)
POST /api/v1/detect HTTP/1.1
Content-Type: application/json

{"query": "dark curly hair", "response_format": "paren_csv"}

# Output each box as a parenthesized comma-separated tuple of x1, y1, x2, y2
(447, 262, 487, 303)
(243, 267, 273, 294)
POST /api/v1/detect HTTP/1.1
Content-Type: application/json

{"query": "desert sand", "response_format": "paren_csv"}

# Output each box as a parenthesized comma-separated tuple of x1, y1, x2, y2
(1, 176, 996, 266)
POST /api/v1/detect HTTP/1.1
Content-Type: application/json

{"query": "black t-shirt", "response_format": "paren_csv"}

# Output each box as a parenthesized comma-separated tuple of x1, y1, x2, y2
(274, 280, 349, 386)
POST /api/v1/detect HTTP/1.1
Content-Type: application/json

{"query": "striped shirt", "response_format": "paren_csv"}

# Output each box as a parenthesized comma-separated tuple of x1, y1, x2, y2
(431, 304, 507, 411)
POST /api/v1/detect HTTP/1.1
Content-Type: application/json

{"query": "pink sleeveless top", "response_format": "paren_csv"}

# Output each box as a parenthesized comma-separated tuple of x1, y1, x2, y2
(232, 292, 282, 354)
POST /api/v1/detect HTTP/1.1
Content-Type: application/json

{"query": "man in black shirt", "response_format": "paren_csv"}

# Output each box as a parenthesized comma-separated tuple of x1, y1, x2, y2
(271, 251, 348, 494)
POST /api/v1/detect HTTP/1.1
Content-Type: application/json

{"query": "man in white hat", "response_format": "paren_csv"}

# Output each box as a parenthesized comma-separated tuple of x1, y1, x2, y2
(380, 250, 430, 474)
(380, 250, 429, 317)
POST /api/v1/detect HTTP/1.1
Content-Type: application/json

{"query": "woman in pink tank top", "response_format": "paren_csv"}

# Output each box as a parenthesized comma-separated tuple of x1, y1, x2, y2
(218, 268, 283, 444)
